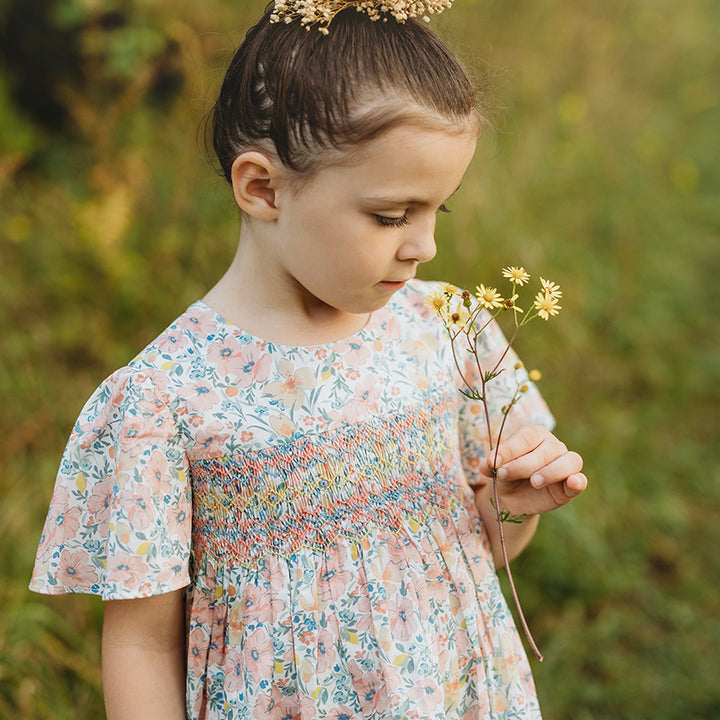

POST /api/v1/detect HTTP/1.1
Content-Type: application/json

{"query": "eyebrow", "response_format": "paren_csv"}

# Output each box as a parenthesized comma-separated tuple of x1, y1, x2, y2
(362, 184, 463, 208)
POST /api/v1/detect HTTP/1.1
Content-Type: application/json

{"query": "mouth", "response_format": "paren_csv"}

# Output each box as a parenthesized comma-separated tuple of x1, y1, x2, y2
(378, 280, 409, 291)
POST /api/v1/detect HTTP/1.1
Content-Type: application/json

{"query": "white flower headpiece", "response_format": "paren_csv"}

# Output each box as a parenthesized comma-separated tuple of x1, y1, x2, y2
(271, 1, 455, 34)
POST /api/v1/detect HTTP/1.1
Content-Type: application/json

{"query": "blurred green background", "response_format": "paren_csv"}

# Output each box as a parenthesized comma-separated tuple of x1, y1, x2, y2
(1, 0, 718, 718)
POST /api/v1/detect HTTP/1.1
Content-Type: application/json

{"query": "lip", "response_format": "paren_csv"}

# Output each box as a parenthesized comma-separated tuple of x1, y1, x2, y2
(378, 280, 408, 291)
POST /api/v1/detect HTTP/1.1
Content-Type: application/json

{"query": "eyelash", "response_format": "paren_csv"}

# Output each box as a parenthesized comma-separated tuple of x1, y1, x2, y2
(375, 214, 410, 228)
(374, 204, 452, 228)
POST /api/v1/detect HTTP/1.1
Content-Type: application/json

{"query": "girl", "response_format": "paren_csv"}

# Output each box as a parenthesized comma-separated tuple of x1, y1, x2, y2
(30, 3, 587, 719)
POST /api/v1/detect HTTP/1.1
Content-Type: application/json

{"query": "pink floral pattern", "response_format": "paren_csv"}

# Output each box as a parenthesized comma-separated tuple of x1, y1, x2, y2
(30, 280, 553, 719)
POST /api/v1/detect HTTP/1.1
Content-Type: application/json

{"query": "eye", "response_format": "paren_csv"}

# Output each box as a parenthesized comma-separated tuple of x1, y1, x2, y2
(374, 213, 410, 228)
(439, 204, 453, 214)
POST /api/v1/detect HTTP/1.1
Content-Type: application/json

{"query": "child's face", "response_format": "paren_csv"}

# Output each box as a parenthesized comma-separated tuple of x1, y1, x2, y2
(270, 120, 478, 318)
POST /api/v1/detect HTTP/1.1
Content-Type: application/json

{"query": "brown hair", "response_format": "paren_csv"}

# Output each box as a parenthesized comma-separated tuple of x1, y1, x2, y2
(212, 5, 480, 180)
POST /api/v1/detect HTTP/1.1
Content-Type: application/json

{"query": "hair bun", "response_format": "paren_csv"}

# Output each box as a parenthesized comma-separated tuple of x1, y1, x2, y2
(270, 1, 454, 34)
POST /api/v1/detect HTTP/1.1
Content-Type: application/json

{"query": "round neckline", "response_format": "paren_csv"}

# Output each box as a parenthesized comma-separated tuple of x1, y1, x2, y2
(191, 298, 391, 351)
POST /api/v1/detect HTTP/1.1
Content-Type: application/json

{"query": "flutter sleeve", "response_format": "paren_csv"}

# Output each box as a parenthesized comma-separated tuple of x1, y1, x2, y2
(456, 311, 555, 486)
(30, 368, 192, 600)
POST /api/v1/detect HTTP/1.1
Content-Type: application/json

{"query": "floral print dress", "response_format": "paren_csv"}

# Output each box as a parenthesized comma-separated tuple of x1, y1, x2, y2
(31, 279, 553, 719)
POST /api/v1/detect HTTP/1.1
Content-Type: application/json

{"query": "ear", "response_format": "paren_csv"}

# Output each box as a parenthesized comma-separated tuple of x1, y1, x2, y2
(230, 151, 280, 221)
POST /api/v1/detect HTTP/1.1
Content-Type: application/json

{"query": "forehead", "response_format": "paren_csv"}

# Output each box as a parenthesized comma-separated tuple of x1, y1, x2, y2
(295, 121, 478, 204)
(316, 110, 477, 168)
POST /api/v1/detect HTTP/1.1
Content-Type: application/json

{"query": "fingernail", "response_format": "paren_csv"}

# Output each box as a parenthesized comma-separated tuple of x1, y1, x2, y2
(531, 474, 544, 488)
(496, 468, 508, 481)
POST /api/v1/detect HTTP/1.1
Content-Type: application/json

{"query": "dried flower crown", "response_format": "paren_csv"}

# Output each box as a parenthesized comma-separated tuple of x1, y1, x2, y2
(271, 1, 454, 34)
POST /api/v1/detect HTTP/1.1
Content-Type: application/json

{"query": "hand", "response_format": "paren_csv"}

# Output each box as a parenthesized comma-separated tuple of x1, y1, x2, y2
(475, 424, 587, 517)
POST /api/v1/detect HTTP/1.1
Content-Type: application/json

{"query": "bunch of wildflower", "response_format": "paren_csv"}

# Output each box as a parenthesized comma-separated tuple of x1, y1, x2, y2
(425, 266, 563, 661)
(271, 0, 454, 34)
(427, 268, 562, 342)
(481, 266, 562, 325)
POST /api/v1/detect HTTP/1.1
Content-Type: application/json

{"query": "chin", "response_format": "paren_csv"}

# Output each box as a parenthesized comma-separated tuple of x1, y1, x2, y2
(338, 298, 389, 316)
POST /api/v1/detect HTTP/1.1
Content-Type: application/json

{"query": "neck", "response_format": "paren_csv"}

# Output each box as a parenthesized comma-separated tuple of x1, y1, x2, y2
(202, 229, 370, 346)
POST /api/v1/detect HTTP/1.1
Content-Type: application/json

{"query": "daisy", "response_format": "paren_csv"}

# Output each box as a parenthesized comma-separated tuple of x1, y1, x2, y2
(448, 307, 470, 329)
(439, 282, 460, 298)
(533, 291, 562, 320)
(424, 290, 448, 315)
(502, 266, 530, 286)
(503, 294, 524, 314)
(539, 277, 562, 300)
(475, 284, 504, 310)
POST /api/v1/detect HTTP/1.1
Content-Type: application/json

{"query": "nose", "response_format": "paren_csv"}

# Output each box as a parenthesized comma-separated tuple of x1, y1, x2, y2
(397, 218, 437, 264)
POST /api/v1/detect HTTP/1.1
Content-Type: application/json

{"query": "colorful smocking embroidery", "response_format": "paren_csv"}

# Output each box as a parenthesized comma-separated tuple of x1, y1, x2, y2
(192, 398, 458, 568)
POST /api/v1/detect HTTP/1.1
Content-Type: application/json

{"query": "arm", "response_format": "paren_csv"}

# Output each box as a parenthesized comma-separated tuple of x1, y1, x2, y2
(473, 424, 587, 568)
(102, 588, 187, 720)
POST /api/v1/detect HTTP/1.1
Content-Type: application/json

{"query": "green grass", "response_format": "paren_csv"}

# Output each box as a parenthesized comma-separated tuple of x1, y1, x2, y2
(1, 0, 719, 717)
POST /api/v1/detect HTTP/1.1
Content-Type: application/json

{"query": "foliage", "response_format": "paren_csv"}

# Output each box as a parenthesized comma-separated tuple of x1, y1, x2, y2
(1, 0, 719, 717)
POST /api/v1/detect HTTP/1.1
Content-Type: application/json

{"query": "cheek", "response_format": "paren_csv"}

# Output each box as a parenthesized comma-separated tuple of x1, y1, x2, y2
(321, 238, 380, 282)
(306, 210, 363, 253)
(298, 207, 347, 248)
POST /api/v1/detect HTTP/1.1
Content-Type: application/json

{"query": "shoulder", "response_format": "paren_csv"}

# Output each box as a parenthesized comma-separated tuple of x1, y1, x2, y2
(128, 301, 219, 373)
(73, 302, 216, 437)
(98, 300, 222, 400)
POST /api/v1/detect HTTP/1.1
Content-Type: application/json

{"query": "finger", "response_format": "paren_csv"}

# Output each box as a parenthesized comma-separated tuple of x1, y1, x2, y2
(545, 472, 588, 508)
(490, 424, 548, 470)
(473, 451, 504, 481)
(527, 450, 584, 489)
(496, 437, 568, 482)
(564, 472, 588, 496)
(467, 474, 490, 489)
(541, 473, 588, 507)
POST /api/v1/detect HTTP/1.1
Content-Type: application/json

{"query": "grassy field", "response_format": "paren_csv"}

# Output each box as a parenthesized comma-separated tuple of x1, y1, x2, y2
(1, 0, 719, 717)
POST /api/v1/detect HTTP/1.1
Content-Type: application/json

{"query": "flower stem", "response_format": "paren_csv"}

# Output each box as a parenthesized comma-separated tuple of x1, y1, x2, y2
(490, 444, 544, 662)
(488, 390, 543, 660)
